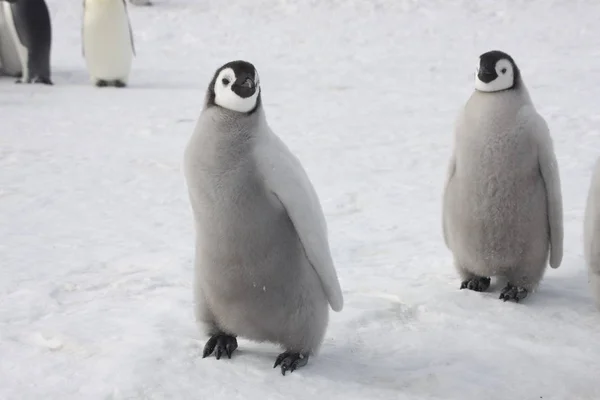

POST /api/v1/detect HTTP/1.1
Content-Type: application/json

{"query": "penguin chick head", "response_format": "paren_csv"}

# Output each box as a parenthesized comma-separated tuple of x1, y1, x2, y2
(474, 50, 520, 93)
(207, 60, 261, 114)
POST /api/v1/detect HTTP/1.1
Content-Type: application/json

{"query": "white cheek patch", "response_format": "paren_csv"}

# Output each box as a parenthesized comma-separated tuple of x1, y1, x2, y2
(214, 67, 260, 113)
(254, 68, 260, 87)
(474, 59, 514, 92)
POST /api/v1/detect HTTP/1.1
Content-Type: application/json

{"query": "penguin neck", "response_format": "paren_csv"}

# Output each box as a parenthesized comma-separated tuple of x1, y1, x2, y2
(467, 77, 533, 116)
(195, 105, 267, 169)
(204, 105, 266, 140)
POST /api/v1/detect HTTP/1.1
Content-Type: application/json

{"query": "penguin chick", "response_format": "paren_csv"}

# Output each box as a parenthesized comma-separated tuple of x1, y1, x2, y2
(442, 50, 563, 302)
(183, 60, 344, 375)
(584, 158, 600, 310)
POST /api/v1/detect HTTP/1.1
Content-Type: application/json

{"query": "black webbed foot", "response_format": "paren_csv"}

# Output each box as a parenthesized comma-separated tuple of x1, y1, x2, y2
(32, 76, 53, 85)
(113, 80, 127, 88)
(499, 283, 528, 302)
(460, 277, 491, 292)
(202, 333, 238, 360)
(273, 352, 309, 376)
(95, 80, 109, 87)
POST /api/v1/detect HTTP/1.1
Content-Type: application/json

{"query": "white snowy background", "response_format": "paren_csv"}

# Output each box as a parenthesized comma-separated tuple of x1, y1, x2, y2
(1, 0, 600, 399)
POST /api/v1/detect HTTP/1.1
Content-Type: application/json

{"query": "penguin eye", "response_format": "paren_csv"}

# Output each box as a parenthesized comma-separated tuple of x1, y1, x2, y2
(501, 68, 507, 74)
(222, 78, 230, 85)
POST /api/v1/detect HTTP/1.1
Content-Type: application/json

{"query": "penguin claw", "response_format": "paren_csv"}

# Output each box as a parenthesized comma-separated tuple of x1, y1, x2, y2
(273, 352, 309, 376)
(460, 277, 491, 292)
(33, 77, 53, 85)
(499, 283, 528, 302)
(202, 334, 237, 360)
(15, 76, 52, 85)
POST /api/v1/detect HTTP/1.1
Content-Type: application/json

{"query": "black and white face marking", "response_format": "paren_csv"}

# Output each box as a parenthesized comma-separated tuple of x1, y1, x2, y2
(474, 50, 520, 92)
(207, 60, 261, 113)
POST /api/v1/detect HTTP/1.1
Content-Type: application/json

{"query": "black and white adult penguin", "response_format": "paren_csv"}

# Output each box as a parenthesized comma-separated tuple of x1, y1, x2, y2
(0, 0, 53, 84)
(442, 50, 564, 302)
(183, 60, 344, 375)
(82, 0, 135, 88)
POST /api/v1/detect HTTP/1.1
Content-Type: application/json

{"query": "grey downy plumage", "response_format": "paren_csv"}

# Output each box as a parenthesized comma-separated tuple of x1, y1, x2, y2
(183, 60, 343, 375)
(584, 158, 600, 310)
(443, 50, 563, 302)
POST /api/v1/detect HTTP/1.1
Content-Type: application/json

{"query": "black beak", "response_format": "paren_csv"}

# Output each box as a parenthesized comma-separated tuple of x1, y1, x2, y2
(477, 66, 497, 83)
(231, 75, 256, 98)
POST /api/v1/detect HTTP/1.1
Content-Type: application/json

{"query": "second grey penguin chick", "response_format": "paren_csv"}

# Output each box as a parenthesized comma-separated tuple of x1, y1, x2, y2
(442, 50, 563, 302)
(184, 60, 344, 375)
(584, 158, 600, 310)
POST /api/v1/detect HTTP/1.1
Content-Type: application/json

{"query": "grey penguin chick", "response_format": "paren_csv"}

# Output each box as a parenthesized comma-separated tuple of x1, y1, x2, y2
(584, 158, 600, 310)
(183, 60, 344, 375)
(442, 50, 563, 302)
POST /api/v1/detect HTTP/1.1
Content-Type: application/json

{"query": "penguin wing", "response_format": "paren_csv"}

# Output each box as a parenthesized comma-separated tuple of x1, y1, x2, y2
(521, 107, 564, 268)
(442, 154, 456, 249)
(7, 1, 31, 48)
(122, 0, 136, 55)
(253, 129, 344, 312)
(81, 0, 85, 56)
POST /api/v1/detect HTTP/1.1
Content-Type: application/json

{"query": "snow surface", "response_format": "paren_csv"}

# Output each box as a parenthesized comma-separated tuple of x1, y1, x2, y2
(2, 0, 600, 398)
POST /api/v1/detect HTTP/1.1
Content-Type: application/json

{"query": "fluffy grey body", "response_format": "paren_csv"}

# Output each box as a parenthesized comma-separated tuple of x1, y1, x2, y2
(184, 60, 343, 374)
(0, 0, 52, 84)
(443, 69, 563, 300)
(185, 107, 328, 352)
(584, 158, 600, 309)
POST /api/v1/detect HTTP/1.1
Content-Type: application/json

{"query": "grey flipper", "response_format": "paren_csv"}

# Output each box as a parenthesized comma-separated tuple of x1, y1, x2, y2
(8, 0, 53, 84)
(122, 0, 136, 56)
(81, 0, 85, 57)
(520, 106, 563, 269)
(442, 154, 456, 249)
(253, 128, 344, 312)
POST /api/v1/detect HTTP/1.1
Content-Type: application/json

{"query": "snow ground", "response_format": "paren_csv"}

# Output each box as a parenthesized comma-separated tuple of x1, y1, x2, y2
(2, 0, 600, 398)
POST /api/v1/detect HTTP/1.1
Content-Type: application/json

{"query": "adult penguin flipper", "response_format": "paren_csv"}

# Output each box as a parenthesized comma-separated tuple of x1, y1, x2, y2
(82, 0, 85, 56)
(253, 129, 344, 312)
(523, 107, 564, 269)
(122, 0, 135, 56)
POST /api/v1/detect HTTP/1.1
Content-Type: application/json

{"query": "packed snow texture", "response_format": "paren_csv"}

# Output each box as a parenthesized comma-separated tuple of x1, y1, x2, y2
(2, 0, 600, 399)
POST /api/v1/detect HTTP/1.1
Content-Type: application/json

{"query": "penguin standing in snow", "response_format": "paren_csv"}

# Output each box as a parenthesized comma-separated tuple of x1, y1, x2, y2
(442, 50, 563, 302)
(82, 0, 135, 87)
(584, 158, 600, 309)
(184, 60, 344, 375)
(0, 0, 53, 84)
